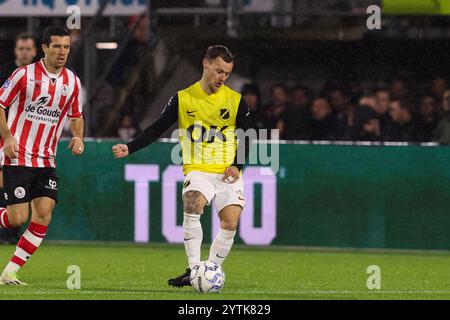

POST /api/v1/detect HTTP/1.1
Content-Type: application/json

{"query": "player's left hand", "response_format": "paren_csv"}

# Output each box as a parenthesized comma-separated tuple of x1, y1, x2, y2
(68, 137, 84, 155)
(222, 166, 240, 184)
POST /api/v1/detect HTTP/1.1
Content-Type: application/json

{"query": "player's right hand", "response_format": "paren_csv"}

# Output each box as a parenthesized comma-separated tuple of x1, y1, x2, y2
(112, 144, 129, 158)
(3, 134, 18, 159)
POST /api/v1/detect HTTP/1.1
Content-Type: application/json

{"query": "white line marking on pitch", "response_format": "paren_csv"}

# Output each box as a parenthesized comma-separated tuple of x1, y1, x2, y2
(0, 290, 450, 295)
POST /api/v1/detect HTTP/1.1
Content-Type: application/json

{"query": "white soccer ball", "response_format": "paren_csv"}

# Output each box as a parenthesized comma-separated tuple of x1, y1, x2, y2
(190, 260, 225, 293)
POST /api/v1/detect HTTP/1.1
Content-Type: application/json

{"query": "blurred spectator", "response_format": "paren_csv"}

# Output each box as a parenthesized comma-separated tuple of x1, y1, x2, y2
(241, 83, 268, 136)
(415, 95, 438, 142)
(276, 85, 312, 140)
(442, 89, 450, 113)
(0, 32, 36, 86)
(66, 29, 83, 77)
(350, 105, 381, 141)
(264, 83, 290, 129)
(431, 76, 448, 104)
(373, 88, 392, 131)
(328, 86, 355, 140)
(358, 94, 376, 109)
(100, 13, 155, 136)
(308, 97, 335, 140)
(118, 115, 141, 140)
(108, 14, 152, 89)
(292, 84, 311, 109)
(433, 90, 450, 144)
(328, 86, 353, 113)
(390, 78, 410, 101)
(384, 99, 418, 142)
(349, 80, 364, 106)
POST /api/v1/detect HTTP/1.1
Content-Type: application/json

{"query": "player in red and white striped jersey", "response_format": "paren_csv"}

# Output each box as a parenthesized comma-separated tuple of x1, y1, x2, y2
(0, 53, 82, 168)
(0, 26, 85, 285)
(0, 32, 38, 245)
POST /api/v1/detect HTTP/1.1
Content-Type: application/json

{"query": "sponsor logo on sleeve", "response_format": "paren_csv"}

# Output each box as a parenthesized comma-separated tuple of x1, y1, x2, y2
(2, 79, 11, 89)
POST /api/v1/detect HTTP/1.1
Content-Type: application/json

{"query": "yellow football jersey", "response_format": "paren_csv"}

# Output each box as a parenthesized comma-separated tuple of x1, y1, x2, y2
(178, 82, 242, 175)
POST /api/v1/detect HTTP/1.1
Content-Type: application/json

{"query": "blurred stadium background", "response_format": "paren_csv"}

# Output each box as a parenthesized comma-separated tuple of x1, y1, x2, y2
(1, 0, 450, 248)
(1, 0, 450, 300)
(3, 0, 450, 142)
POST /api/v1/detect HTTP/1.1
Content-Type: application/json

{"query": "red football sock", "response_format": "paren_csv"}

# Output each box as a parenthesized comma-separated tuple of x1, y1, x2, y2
(0, 208, 11, 229)
(4, 221, 48, 273)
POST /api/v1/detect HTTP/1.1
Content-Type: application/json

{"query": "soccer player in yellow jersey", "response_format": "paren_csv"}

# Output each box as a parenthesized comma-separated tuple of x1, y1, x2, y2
(112, 45, 252, 287)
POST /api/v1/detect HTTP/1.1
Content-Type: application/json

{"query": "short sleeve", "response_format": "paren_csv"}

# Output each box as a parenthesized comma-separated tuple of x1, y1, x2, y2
(0, 67, 26, 109)
(68, 76, 83, 118)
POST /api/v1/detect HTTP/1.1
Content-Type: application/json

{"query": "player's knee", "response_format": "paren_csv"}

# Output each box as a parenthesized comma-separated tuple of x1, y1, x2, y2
(32, 210, 52, 225)
(183, 191, 206, 214)
(220, 220, 238, 231)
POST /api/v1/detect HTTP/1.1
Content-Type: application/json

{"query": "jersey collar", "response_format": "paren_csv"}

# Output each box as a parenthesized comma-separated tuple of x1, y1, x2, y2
(39, 59, 63, 79)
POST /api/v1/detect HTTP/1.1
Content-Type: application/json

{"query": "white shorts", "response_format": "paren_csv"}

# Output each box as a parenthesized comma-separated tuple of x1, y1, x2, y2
(182, 171, 246, 213)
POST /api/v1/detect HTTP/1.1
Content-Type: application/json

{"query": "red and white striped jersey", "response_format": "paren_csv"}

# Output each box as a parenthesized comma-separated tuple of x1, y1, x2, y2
(0, 59, 82, 168)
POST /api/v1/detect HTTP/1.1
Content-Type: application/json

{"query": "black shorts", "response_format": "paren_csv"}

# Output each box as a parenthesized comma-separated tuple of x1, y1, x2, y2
(3, 166, 58, 205)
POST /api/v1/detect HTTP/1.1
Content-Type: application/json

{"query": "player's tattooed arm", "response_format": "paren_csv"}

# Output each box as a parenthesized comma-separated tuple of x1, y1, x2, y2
(68, 117, 84, 155)
(124, 94, 179, 155)
(0, 108, 18, 159)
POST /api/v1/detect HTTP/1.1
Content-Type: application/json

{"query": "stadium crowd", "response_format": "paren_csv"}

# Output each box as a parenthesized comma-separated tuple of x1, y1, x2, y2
(2, 30, 450, 144)
(241, 76, 450, 144)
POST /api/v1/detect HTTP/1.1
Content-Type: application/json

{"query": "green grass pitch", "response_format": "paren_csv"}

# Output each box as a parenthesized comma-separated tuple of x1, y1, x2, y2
(0, 242, 449, 300)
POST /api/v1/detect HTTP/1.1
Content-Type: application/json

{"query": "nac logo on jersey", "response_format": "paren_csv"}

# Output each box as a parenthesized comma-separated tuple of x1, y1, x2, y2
(220, 109, 230, 120)
(24, 94, 61, 125)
